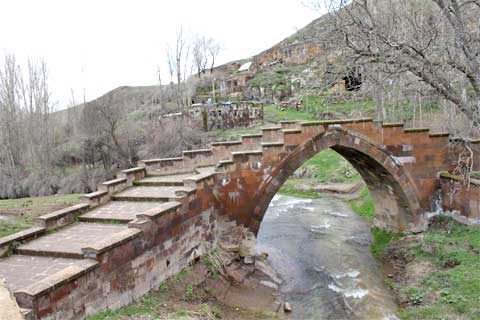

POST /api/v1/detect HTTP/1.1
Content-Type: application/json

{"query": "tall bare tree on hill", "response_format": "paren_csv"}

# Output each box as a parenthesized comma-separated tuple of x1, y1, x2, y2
(316, 0, 480, 134)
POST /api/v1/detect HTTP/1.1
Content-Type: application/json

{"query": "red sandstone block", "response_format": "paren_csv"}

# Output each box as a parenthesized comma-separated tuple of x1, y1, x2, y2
(36, 203, 90, 230)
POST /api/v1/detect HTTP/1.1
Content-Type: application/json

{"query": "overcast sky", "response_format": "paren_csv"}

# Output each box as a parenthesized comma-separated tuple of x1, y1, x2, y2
(0, 0, 322, 108)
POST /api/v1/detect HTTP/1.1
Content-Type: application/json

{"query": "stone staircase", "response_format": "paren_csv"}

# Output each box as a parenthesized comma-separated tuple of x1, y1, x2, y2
(0, 118, 477, 319)
(0, 161, 220, 319)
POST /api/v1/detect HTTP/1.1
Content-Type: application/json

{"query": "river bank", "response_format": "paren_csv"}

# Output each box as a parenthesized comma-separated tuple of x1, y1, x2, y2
(278, 179, 480, 320)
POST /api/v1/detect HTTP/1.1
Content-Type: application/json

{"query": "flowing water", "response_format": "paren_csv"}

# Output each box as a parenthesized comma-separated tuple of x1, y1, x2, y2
(256, 194, 400, 320)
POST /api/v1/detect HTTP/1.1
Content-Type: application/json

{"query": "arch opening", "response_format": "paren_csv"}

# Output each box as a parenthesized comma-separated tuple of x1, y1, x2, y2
(250, 131, 424, 234)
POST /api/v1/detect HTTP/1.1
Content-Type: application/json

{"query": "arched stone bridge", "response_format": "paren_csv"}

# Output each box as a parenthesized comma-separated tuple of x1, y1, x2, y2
(0, 118, 479, 319)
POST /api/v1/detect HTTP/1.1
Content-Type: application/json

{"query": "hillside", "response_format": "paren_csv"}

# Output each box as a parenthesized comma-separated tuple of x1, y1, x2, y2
(58, 13, 346, 119)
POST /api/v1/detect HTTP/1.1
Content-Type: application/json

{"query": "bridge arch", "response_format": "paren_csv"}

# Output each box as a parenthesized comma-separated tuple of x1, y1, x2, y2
(248, 127, 426, 234)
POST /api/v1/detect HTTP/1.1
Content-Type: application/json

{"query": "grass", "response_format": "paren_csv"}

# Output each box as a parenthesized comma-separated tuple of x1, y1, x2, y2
(278, 181, 322, 199)
(300, 149, 360, 183)
(349, 187, 375, 221)
(0, 194, 82, 237)
(86, 289, 167, 320)
(370, 227, 402, 258)
(303, 96, 376, 116)
(212, 126, 262, 140)
(396, 217, 480, 320)
(87, 261, 277, 320)
(263, 104, 316, 122)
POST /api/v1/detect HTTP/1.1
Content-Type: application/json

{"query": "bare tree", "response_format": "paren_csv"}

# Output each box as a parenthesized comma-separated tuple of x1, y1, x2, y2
(318, 0, 480, 132)
(192, 35, 209, 78)
(166, 28, 193, 109)
(206, 38, 220, 74)
(0, 55, 24, 194)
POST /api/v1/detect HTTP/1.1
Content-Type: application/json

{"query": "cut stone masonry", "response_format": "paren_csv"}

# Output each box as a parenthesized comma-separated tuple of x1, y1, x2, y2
(0, 118, 478, 319)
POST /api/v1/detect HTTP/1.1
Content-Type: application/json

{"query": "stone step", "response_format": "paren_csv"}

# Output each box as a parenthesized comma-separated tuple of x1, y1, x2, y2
(16, 223, 140, 259)
(111, 186, 196, 202)
(78, 201, 165, 223)
(134, 172, 196, 186)
(0, 254, 98, 300)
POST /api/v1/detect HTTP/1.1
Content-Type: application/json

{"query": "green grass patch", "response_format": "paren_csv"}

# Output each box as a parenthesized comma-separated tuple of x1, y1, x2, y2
(403, 218, 480, 319)
(86, 291, 166, 320)
(303, 96, 376, 116)
(387, 218, 480, 319)
(278, 181, 322, 199)
(370, 227, 402, 258)
(349, 187, 375, 221)
(212, 126, 262, 140)
(264, 104, 316, 122)
(0, 194, 82, 238)
(300, 149, 360, 183)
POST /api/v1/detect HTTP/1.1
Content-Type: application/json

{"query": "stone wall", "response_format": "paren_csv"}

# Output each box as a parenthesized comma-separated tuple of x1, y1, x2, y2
(440, 174, 480, 225)
(11, 175, 218, 319)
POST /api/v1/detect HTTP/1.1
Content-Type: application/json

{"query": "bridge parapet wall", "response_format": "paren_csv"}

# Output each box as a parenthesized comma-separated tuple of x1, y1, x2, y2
(440, 173, 480, 225)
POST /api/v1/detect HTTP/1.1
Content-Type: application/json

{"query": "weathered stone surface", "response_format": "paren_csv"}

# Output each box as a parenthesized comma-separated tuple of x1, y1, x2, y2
(0, 278, 23, 320)
(16, 223, 135, 258)
(0, 118, 477, 320)
(79, 201, 161, 222)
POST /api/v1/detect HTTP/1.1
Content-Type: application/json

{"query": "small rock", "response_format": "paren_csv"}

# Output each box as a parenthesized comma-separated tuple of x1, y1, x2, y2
(260, 280, 278, 290)
(421, 243, 437, 254)
(244, 256, 255, 264)
(256, 252, 268, 260)
(284, 302, 292, 313)
(388, 273, 394, 278)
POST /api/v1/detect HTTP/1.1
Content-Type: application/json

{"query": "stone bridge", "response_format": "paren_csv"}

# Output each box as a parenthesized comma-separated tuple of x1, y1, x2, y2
(0, 118, 479, 319)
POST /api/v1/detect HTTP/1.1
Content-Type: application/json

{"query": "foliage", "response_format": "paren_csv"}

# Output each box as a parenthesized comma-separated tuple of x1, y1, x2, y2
(263, 104, 316, 122)
(405, 287, 425, 305)
(86, 292, 166, 320)
(349, 187, 375, 220)
(278, 182, 322, 199)
(393, 218, 480, 319)
(370, 227, 402, 258)
(0, 194, 82, 237)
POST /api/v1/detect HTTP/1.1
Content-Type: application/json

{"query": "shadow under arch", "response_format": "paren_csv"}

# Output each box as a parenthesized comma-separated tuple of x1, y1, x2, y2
(249, 127, 427, 234)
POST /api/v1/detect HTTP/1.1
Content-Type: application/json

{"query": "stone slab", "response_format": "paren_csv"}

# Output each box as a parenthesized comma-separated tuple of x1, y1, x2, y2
(112, 186, 195, 201)
(16, 223, 131, 258)
(0, 278, 23, 320)
(0, 255, 97, 292)
(79, 201, 161, 222)
(135, 173, 195, 186)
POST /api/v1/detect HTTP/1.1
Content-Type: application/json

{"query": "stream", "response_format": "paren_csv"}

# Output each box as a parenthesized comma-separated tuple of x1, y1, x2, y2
(256, 195, 400, 320)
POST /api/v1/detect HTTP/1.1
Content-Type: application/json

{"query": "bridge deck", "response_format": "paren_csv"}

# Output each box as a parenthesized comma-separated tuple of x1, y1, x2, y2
(16, 223, 129, 258)
(112, 186, 195, 201)
(0, 255, 97, 292)
(135, 173, 195, 186)
(79, 201, 161, 222)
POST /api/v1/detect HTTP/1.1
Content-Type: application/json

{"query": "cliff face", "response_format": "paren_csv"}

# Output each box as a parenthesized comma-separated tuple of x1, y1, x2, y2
(206, 13, 350, 104)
